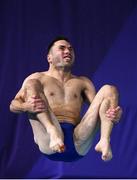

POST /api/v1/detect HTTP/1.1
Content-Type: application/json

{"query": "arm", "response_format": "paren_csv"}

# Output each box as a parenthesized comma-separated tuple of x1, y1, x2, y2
(80, 76, 96, 103)
(10, 88, 28, 113)
(81, 76, 122, 123)
(10, 73, 47, 114)
(10, 74, 32, 113)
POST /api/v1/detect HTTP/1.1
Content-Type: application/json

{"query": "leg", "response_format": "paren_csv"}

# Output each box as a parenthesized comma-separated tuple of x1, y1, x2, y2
(74, 85, 118, 161)
(29, 119, 51, 154)
(24, 79, 65, 154)
(95, 86, 118, 161)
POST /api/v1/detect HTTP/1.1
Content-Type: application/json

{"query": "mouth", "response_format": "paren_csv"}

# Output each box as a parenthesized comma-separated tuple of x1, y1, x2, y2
(63, 56, 72, 60)
(64, 56, 71, 58)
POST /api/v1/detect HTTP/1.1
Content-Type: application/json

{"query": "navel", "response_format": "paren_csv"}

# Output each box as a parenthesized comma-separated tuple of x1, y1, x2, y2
(49, 92, 54, 96)
(74, 94, 78, 98)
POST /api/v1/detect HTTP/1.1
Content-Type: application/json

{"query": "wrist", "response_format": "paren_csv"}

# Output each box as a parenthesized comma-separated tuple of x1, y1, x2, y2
(22, 102, 28, 112)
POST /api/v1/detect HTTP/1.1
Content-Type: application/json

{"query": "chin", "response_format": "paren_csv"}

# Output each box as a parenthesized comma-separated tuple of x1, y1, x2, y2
(56, 64, 72, 70)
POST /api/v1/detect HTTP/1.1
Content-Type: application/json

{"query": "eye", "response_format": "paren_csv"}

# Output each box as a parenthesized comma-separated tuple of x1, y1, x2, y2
(59, 45, 65, 50)
(69, 47, 73, 51)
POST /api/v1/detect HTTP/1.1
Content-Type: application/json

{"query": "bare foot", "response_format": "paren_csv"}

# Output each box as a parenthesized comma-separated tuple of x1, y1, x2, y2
(48, 126, 65, 153)
(95, 139, 112, 161)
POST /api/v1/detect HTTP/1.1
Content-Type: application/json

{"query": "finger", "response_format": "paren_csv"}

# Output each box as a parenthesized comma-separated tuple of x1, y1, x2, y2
(106, 110, 110, 113)
(36, 104, 46, 108)
(30, 97, 44, 103)
(34, 101, 45, 105)
(106, 115, 116, 119)
(106, 112, 117, 117)
(32, 98, 43, 102)
(34, 109, 46, 113)
(106, 108, 115, 113)
(30, 100, 45, 106)
(31, 95, 40, 99)
(115, 106, 121, 110)
(106, 111, 117, 115)
(106, 111, 117, 116)
(107, 110, 118, 116)
(111, 106, 121, 112)
(36, 105, 46, 110)
(109, 108, 117, 112)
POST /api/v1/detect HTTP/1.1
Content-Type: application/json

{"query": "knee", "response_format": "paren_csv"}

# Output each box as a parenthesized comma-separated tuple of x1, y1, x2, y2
(101, 84, 118, 98)
(74, 127, 89, 144)
(25, 79, 42, 91)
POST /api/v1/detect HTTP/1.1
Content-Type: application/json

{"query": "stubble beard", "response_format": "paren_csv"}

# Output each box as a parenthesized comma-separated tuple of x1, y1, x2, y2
(53, 56, 74, 72)
(55, 63, 72, 72)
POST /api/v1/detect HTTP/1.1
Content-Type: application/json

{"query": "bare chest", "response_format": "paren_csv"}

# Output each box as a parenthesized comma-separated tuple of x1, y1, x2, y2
(42, 78, 84, 105)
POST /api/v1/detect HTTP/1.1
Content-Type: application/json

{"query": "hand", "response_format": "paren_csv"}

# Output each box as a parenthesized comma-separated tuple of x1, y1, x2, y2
(106, 106, 122, 124)
(24, 96, 47, 113)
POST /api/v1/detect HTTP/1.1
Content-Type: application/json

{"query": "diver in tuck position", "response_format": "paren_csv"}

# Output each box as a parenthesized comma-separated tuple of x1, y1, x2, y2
(10, 37, 122, 162)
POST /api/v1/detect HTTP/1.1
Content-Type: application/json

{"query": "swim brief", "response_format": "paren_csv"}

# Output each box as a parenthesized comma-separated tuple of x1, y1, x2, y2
(28, 113, 84, 162)
(45, 122, 84, 162)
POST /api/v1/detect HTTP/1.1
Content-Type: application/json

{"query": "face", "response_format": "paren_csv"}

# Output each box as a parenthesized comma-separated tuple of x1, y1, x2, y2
(48, 40, 75, 69)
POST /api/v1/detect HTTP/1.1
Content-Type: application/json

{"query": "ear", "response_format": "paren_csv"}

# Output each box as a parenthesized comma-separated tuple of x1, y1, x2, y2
(47, 54, 52, 64)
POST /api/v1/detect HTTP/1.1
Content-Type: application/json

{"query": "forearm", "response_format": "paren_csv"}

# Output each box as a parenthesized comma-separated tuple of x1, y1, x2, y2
(10, 99, 27, 113)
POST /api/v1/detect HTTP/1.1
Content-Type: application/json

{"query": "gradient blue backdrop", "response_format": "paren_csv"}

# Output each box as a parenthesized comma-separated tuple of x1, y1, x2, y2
(0, 0, 137, 178)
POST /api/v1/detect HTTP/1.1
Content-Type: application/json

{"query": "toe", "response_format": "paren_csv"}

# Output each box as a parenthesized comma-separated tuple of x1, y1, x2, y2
(60, 145, 65, 152)
(53, 144, 65, 153)
(102, 154, 109, 161)
(102, 152, 112, 161)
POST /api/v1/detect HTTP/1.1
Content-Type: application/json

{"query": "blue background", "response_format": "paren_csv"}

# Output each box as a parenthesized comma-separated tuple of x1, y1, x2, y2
(0, 0, 137, 178)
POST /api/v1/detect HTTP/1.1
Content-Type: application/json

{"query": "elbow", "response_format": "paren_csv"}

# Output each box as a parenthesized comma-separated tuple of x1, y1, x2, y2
(9, 101, 15, 112)
(9, 100, 19, 113)
(9, 100, 24, 114)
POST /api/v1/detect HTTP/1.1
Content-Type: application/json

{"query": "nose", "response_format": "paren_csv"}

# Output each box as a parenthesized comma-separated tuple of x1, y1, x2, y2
(64, 48, 70, 54)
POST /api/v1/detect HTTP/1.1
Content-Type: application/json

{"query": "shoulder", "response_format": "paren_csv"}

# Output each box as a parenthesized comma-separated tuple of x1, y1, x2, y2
(74, 76, 96, 102)
(72, 74, 96, 91)
(22, 71, 47, 87)
(26, 71, 45, 79)
(79, 76, 94, 85)
(71, 74, 94, 86)
(72, 74, 91, 82)
(79, 76, 96, 92)
(24, 71, 49, 81)
(14, 72, 47, 97)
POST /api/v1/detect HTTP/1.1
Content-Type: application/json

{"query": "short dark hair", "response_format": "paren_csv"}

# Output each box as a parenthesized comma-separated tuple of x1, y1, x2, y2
(47, 36, 70, 54)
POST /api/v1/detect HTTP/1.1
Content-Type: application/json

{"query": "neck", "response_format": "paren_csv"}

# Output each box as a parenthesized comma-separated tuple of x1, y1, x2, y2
(48, 66, 72, 82)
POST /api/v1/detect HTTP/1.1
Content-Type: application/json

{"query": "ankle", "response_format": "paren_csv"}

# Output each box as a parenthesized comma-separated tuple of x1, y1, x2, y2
(47, 124, 57, 134)
(100, 137, 110, 142)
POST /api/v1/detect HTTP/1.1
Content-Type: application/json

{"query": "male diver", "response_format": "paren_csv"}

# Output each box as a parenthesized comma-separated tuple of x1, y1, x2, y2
(10, 37, 122, 162)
